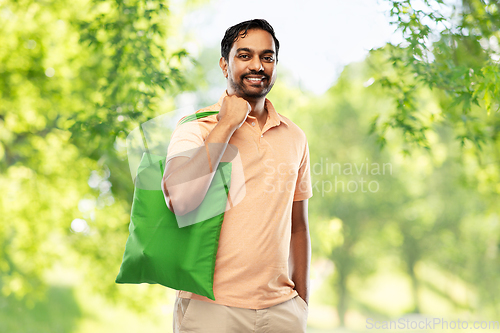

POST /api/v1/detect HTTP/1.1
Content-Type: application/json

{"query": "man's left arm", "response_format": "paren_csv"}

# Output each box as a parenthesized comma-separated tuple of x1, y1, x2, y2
(290, 199, 311, 305)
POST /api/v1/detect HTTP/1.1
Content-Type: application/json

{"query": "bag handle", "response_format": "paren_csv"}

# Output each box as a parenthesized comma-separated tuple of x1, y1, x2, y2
(179, 111, 219, 125)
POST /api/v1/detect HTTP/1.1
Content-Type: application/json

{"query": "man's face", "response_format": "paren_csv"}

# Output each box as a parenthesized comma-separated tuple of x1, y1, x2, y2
(220, 29, 277, 100)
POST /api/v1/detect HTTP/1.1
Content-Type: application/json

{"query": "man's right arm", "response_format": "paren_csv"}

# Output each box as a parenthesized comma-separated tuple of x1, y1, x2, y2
(161, 95, 250, 216)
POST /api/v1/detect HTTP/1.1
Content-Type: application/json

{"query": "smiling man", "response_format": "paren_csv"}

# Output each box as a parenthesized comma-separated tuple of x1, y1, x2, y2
(163, 19, 313, 333)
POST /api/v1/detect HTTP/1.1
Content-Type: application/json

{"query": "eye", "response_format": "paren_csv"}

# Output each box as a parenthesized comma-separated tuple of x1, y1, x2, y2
(263, 56, 275, 62)
(238, 54, 250, 59)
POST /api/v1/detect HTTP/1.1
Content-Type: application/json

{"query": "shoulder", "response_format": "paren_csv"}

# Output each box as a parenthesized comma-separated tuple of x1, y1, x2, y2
(278, 113, 307, 143)
(175, 103, 220, 128)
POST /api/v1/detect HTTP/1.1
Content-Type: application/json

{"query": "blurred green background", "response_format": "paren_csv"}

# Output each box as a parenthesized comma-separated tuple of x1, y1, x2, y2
(1, 0, 500, 332)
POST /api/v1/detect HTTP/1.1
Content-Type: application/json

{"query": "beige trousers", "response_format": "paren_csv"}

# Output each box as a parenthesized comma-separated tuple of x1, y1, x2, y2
(173, 295, 308, 333)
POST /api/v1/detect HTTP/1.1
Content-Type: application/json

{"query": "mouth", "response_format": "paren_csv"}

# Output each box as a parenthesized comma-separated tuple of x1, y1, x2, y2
(243, 75, 267, 85)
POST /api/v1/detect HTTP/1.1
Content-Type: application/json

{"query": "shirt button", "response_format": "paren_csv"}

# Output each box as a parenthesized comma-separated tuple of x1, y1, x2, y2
(251, 122, 255, 126)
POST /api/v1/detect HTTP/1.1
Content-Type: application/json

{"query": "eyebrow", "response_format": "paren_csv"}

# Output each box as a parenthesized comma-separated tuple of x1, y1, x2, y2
(236, 47, 275, 55)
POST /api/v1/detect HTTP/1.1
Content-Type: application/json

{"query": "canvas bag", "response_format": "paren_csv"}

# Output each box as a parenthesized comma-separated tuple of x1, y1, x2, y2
(116, 111, 230, 301)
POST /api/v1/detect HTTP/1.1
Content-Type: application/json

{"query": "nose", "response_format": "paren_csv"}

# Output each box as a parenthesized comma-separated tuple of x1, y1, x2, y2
(248, 56, 264, 72)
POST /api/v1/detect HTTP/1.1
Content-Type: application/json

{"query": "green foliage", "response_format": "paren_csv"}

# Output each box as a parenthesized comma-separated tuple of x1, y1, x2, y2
(376, 0, 500, 154)
(0, 0, 199, 312)
(69, 0, 192, 159)
(0, 286, 82, 333)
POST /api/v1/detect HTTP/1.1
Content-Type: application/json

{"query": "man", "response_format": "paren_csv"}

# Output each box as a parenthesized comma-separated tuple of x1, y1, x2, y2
(162, 19, 312, 333)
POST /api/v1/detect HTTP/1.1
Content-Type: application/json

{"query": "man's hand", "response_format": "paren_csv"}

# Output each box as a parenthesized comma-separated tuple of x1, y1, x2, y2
(217, 95, 251, 130)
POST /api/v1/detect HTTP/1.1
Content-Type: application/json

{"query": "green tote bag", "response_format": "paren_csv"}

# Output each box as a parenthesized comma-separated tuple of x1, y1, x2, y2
(116, 111, 229, 301)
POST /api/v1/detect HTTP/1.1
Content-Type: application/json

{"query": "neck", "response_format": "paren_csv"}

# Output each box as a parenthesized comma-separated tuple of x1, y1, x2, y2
(247, 97, 267, 119)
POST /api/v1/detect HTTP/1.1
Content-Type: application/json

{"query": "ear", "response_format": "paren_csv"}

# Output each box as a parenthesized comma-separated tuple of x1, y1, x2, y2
(219, 57, 228, 78)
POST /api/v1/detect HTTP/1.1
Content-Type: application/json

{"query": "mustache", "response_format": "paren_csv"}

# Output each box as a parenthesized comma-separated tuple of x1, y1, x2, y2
(240, 72, 268, 80)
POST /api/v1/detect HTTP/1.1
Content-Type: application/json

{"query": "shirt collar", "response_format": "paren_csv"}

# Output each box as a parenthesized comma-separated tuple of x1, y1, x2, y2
(216, 91, 288, 128)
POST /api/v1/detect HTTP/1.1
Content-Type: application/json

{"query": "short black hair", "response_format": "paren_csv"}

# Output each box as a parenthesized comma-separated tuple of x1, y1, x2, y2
(221, 19, 280, 62)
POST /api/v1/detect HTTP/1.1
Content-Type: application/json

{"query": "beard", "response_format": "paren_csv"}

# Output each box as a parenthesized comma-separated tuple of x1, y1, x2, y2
(227, 71, 275, 99)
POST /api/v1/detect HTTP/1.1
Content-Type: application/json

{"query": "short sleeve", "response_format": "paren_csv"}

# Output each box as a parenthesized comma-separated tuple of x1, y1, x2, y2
(293, 140, 313, 201)
(166, 119, 213, 162)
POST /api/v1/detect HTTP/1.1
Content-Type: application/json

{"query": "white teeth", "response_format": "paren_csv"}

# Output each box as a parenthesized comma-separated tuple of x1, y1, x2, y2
(246, 77, 263, 81)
